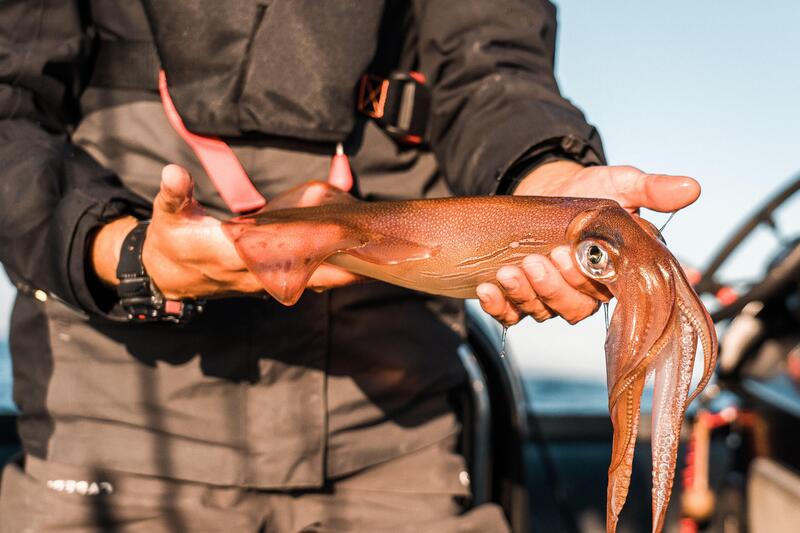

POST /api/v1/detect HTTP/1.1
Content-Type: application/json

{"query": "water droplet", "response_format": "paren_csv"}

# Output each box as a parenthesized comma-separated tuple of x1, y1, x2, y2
(509, 241, 520, 249)
(500, 327, 508, 358)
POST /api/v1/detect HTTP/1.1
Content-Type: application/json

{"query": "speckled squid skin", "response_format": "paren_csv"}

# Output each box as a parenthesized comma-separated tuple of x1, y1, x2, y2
(223, 181, 718, 533)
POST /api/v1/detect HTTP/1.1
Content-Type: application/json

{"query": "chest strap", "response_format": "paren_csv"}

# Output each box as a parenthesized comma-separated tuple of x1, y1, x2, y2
(91, 41, 353, 211)
(159, 71, 352, 209)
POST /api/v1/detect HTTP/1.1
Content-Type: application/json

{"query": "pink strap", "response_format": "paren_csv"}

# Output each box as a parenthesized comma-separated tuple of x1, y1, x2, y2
(158, 70, 266, 214)
(159, 70, 354, 207)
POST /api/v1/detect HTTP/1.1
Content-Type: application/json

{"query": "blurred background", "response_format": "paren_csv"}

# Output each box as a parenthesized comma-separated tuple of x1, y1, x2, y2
(0, 2, 798, 532)
(1, 0, 799, 412)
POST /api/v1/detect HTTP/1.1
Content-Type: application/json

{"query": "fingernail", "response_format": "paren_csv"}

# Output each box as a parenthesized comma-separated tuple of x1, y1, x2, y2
(476, 286, 491, 302)
(551, 247, 570, 264)
(499, 275, 518, 291)
(526, 259, 546, 282)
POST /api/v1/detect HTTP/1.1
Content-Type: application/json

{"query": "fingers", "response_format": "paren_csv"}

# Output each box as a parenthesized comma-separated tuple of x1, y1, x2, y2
(496, 267, 554, 322)
(479, 252, 605, 327)
(611, 167, 701, 213)
(155, 164, 197, 215)
(477, 283, 526, 327)
(520, 254, 600, 325)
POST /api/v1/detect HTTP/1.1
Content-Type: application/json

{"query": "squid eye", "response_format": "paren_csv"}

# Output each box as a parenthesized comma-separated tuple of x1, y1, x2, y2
(577, 240, 615, 279)
(588, 245, 603, 265)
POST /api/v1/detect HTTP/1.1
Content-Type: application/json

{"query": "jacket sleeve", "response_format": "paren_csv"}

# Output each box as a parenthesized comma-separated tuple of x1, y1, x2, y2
(0, 0, 149, 315)
(415, 0, 605, 196)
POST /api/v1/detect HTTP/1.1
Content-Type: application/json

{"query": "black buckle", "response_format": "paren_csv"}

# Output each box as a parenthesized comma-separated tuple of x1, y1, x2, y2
(357, 71, 430, 145)
(119, 275, 205, 323)
(116, 221, 204, 324)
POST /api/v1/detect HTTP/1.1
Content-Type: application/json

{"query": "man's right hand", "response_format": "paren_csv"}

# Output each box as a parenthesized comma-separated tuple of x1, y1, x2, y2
(91, 164, 361, 300)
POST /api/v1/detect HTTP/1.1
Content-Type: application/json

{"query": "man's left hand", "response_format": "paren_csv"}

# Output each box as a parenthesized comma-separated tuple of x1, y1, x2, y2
(477, 161, 701, 326)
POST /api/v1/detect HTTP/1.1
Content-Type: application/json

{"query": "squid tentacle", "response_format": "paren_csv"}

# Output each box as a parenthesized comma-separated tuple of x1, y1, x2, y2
(649, 311, 698, 532)
(607, 372, 646, 533)
(608, 263, 677, 406)
(605, 259, 716, 533)
(606, 273, 678, 533)
(675, 283, 718, 404)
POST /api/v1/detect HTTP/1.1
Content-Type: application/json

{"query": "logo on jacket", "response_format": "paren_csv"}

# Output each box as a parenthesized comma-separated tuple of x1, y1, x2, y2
(46, 479, 114, 496)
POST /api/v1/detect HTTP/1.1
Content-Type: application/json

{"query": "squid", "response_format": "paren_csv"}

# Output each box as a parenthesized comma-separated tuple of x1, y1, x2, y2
(223, 181, 718, 533)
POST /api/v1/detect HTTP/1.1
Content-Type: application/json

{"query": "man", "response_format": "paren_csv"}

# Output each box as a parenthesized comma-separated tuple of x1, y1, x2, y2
(0, 1, 699, 531)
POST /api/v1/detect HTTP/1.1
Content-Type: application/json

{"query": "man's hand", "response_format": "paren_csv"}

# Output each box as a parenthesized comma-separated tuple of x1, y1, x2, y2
(477, 160, 701, 326)
(91, 164, 360, 300)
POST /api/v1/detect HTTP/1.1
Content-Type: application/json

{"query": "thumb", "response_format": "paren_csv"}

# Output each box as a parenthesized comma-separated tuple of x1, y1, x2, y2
(616, 170, 701, 213)
(154, 164, 196, 215)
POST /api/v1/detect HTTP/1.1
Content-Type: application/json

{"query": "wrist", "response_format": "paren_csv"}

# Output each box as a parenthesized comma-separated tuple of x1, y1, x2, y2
(513, 160, 584, 196)
(90, 216, 139, 288)
(115, 220, 204, 323)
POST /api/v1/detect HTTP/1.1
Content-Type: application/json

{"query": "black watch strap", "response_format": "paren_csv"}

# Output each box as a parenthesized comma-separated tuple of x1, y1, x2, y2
(116, 221, 149, 284)
(116, 221, 203, 323)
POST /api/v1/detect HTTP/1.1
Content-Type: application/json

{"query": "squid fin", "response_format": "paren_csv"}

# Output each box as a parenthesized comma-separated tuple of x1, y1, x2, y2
(226, 220, 360, 305)
(261, 181, 358, 212)
(223, 181, 358, 242)
(224, 218, 436, 305)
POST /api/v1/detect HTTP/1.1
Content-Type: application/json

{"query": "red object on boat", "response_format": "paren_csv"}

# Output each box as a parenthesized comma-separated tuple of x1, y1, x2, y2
(715, 286, 738, 306)
(682, 266, 702, 286)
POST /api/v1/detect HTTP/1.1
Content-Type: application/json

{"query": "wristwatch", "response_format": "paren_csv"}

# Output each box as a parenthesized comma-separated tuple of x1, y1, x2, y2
(115, 221, 204, 323)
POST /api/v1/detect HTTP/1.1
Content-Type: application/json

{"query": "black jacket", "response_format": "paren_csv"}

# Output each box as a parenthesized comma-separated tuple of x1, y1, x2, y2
(0, 0, 604, 315)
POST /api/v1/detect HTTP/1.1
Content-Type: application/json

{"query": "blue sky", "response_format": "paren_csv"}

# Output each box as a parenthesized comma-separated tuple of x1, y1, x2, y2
(1, 1, 799, 381)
